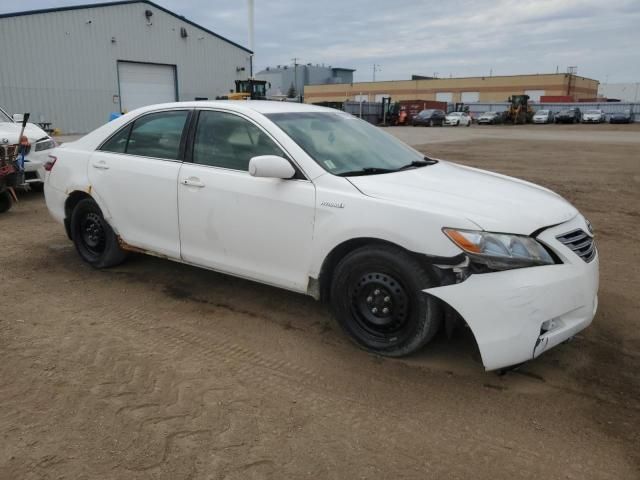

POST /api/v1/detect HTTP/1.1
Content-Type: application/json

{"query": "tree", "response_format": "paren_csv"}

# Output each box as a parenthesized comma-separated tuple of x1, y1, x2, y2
(287, 82, 297, 99)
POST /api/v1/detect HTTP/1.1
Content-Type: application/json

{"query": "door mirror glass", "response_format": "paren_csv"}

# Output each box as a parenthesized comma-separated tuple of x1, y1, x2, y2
(12, 113, 23, 123)
(248, 155, 295, 179)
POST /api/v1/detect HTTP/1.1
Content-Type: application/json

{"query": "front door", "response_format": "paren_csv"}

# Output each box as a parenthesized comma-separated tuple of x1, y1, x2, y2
(89, 109, 190, 258)
(178, 110, 316, 292)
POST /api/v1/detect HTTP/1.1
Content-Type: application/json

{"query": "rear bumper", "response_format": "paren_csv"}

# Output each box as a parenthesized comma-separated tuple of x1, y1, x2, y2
(425, 215, 599, 371)
(44, 181, 66, 225)
(22, 150, 49, 183)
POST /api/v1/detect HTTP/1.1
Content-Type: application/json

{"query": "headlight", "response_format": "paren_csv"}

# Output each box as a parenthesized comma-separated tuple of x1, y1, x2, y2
(443, 228, 555, 270)
(35, 138, 56, 151)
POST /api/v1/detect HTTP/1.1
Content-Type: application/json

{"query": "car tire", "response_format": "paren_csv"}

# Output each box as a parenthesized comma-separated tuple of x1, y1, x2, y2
(70, 198, 127, 269)
(429, 119, 434, 127)
(330, 244, 443, 357)
(29, 182, 44, 192)
(0, 190, 12, 214)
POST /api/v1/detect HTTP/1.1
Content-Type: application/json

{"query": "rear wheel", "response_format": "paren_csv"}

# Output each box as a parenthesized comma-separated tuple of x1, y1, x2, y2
(70, 198, 127, 268)
(0, 190, 12, 213)
(330, 245, 442, 357)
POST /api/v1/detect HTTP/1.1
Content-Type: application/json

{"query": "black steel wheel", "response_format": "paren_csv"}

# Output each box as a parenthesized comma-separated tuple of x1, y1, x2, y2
(330, 244, 443, 357)
(0, 190, 12, 214)
(70, 198, 127, 268)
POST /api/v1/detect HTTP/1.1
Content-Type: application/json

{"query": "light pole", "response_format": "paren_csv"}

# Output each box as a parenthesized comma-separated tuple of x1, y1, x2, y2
(373, 64, 381, 82)
(292, 57, 300, 100)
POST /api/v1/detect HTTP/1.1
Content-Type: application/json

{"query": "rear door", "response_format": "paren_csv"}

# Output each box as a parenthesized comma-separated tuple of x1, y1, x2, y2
(89, 109, 190, 258)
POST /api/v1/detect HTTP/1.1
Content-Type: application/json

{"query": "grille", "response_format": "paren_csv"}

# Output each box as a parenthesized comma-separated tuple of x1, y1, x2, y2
(556, 229, 596, 263)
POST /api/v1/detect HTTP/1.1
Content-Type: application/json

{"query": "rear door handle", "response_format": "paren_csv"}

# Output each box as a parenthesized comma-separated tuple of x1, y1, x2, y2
(182, 177, 205, 188)
(92, 161, 109, 170)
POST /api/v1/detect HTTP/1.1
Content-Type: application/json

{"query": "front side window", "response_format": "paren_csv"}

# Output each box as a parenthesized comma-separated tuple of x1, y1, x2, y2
(192, 110, 284, 171)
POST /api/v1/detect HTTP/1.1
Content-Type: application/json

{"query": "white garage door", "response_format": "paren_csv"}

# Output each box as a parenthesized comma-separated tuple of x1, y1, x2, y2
(118, 62, 177, 112)
(435, 92, 453, 102)
(524, 90, 545, 102)
(461, 91, 480, 103)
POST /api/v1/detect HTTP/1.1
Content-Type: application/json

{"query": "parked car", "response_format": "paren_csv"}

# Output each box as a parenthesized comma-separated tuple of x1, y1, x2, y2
(532, 110, 554, 124)
(44, 101, 599, 372)
(412, 109, 446, 126)
(476, 111, 503, 125)
(444, 111, 471, 127)
(581, 109, 605, 123)
(0, 106, 56, 190)
(608, 109, 634, 124)
(555, 108, 581, 124)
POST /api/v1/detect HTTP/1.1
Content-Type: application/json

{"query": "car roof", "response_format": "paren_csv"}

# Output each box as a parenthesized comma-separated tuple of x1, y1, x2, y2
(128, 100, 336, 116)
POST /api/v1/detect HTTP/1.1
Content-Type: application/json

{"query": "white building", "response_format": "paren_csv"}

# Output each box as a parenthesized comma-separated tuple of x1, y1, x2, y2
(0, 1, 252, 133)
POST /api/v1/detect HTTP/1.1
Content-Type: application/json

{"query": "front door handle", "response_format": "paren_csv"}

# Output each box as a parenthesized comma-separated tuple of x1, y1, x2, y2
(92, 161, 109, 170)
(182, 177, 205, 188)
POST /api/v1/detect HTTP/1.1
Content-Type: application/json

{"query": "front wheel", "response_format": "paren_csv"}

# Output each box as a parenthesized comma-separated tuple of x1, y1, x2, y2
(330, 245, 442, 357)
(0, 190, 12, 214)
(70, 198, 127, 268)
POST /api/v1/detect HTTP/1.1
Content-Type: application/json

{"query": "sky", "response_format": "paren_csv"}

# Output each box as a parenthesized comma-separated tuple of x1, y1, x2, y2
(3, 0, 639, 83)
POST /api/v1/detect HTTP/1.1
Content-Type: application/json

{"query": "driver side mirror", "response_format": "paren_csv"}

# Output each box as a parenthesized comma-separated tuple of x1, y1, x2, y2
(12, 113, 24, 123)
(248, 155, 295, 179)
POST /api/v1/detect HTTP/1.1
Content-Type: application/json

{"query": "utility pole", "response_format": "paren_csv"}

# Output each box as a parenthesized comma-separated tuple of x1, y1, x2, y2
(292, 57, 300, 100)
(373, 64, 381, 82)
(248, 0, 254, 77)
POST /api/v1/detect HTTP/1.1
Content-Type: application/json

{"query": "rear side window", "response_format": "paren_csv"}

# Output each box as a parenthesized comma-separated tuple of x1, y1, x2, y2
(100, 110, 189, 160)
(100, 124, 131, 153)
(127, 111, 189, 160)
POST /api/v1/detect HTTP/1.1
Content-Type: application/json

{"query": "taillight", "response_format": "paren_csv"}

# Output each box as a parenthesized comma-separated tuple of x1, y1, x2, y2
(44, 154, 57, 171)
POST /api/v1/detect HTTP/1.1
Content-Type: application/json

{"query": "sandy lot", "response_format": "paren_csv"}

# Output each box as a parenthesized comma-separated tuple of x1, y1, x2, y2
(1, 124, 639, 479)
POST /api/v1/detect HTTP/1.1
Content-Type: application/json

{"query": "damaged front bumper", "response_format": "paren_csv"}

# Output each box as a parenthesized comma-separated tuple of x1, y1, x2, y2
(425, 215, 599, 371)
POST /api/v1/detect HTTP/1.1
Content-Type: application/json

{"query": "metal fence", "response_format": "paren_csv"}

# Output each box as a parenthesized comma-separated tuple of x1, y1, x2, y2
(464, 102, 639, 121)
(343, 101, 384, 124)
(339, 100, 639, 123)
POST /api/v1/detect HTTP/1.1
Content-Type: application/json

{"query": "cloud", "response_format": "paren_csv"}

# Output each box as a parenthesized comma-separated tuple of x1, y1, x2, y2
(4, 0, 639, 82)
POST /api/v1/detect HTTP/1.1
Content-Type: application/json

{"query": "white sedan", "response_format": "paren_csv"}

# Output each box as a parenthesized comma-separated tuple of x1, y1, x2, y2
(44, 101, 598, 371)
(444, 111, 471, 126)
(0, 106, 56, 189)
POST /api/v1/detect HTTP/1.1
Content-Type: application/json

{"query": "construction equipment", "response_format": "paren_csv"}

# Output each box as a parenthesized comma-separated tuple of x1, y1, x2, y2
(0, 113, 29, 213)
(504, 95, 533, 124)
(226, 79, 268, 100)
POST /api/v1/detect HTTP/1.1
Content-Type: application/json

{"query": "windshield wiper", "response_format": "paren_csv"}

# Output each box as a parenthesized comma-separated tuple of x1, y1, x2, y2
(336, 167, 396, 177)
(395, 157, 439, 171)
(337, 157, 438, 177)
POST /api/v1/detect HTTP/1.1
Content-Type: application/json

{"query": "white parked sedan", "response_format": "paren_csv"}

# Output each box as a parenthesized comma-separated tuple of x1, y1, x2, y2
(582, 109, 605, 123)
(0, 106, 56, 189)
(44, 101, 599, 371)
(532, 110, 554, 124)
(444, 111, 471, 126)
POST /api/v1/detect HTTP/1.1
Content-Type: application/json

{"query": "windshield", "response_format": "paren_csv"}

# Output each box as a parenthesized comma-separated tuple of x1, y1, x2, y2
(0, 106, 12, 123)
(483, 112, 496, 116)
(267, 112, 425, 176)
(536, 110, 549, 115)
(448, 112, 463, 116)
(586, 110, 601, 114)
(417, 110, 434, 117)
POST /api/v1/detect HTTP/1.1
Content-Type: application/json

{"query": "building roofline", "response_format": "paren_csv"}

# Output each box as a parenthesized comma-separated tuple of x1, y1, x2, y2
(0, 0, 252, 53)
(331, 67, 356, 72)
(334, 72, 599, 86)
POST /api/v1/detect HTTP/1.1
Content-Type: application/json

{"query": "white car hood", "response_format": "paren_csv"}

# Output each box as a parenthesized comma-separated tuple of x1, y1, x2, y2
(0, 122, 49, 144)
(348, 161, 578, 235)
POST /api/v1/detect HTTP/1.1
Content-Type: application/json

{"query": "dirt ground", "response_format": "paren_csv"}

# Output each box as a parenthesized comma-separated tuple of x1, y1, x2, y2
(1, 125, 639, 479)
